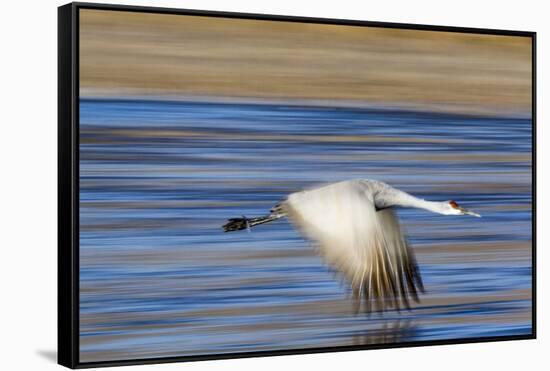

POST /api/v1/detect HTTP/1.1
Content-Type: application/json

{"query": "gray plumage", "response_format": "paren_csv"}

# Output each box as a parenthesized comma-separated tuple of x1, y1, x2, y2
(223, 179, 480, 313)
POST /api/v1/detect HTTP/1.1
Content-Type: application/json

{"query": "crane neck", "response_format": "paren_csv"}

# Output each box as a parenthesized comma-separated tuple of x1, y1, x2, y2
(390, 190, 449, 215)
(411, 198, 448, 215)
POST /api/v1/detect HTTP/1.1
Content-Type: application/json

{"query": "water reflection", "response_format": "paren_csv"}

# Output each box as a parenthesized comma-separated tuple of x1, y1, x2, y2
(352, 320, 417, 346)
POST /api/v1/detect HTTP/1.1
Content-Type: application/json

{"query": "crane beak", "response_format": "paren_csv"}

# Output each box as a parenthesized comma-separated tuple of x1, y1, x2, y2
(459, 207, 481, 217)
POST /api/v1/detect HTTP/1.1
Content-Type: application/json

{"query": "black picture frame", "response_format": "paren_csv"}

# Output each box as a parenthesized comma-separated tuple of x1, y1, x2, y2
(58, 2, 537, 368)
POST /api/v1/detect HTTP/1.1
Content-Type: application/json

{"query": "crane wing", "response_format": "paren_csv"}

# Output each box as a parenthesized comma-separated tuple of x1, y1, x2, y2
(284, 181, 424, 313)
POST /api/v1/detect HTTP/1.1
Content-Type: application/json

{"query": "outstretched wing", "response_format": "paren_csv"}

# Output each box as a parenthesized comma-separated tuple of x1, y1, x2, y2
(284, 181, 424, 313)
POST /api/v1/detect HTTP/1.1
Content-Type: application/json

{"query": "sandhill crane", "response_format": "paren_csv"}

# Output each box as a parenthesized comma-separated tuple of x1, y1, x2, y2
(223, 179, 480, 313)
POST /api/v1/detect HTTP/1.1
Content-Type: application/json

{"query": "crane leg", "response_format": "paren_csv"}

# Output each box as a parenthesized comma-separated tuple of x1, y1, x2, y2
(222, 212, 286, 232)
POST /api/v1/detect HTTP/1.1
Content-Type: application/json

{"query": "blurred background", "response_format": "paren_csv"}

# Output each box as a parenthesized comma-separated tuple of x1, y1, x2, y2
(78, 9, 532, 363)
(80, 9, 532, 115)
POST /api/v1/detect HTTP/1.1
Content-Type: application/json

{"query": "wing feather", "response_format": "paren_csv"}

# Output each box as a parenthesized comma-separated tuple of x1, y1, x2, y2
(284, 181, 423, 313)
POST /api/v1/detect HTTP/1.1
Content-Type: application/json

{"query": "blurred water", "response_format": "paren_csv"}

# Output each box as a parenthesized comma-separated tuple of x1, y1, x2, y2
(79, 98, 532, 362)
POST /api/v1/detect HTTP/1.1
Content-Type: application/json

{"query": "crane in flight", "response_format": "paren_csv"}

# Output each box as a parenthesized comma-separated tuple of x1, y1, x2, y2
(223, 179, 480, 313)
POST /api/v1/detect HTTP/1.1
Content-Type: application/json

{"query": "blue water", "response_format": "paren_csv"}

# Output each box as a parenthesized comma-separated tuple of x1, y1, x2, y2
(79, 98, 532, 362)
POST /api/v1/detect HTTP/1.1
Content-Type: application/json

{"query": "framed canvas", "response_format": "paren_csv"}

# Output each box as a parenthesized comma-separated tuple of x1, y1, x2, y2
(58, 2, 536, 368)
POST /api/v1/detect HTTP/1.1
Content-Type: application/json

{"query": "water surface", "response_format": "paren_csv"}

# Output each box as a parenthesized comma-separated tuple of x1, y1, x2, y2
(79, 98, 532, 362)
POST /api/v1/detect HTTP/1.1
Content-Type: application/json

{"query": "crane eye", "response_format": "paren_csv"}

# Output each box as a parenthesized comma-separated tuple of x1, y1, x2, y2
(449, 200, 459, 209)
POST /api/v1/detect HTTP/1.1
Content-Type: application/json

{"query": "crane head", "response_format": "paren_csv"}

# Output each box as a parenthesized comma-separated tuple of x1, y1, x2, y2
(448, 200, 481, 217)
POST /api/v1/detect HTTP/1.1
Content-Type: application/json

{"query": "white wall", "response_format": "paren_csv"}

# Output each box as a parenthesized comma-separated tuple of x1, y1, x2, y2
(0, 0, 545, 370)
